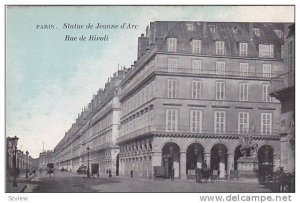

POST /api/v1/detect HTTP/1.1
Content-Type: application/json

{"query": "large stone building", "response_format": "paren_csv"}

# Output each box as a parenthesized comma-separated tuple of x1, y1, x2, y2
(53, 70, 125, 175)
(117, 21, 286, 180)
(270, 24, 295, 173)
(6, 137, 35, 174)
(38, 150, 54, 169)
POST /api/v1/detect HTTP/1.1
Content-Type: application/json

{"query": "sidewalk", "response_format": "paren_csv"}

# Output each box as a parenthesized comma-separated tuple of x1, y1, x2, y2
(6, 173, 36, 193)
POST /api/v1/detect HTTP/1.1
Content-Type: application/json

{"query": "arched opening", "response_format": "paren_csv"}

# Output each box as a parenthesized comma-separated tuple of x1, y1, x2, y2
(210, 143, 228, 179)
(186, 143, 204, 175)
(162, 142, 180, 179)
(258, 145, 274, 182)
(116, 154, 119, 176)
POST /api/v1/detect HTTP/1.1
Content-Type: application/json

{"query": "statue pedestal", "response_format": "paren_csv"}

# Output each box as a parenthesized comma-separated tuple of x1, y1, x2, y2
(237, 156, 259, 183)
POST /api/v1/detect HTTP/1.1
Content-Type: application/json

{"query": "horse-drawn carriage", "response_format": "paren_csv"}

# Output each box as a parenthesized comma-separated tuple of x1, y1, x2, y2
(46, 163, 55, 177)
(195, 167, 214, 183)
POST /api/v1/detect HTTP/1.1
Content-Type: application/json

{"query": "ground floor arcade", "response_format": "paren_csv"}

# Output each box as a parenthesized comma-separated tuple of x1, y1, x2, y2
(118, 135, 280, 180)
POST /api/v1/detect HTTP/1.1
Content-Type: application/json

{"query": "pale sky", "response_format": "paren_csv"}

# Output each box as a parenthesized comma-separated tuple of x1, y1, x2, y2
(6, 6, 294, 158)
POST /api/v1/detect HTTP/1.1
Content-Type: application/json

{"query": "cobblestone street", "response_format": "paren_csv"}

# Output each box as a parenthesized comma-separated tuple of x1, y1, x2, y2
(20, 170, 272, 193)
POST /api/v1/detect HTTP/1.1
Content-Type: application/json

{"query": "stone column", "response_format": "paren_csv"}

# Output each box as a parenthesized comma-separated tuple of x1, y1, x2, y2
(204, 152, 211, 168)
(219, 155, 226, 178)
(273, 154, 281, 172)
(151, 152, 162, 179)
(227, 153, 235, 180)
(180, 152, 187, 179)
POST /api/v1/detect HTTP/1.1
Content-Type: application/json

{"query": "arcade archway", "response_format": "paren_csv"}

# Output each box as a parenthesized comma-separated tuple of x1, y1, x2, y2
(162, 142, 180, 179)
(186, 143, 204, 174)
(258, 145, 274, 182)
(210, 143, 228, 179)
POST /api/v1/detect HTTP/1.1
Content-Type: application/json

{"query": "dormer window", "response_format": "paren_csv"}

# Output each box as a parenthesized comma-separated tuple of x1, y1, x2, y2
(166, 37, 177, 52)
(210, 25, 217, 34)
(231, 26, 239, 34)
(274, 29, 283, 39)
(186, 23, 194, 31)
(253, 28, 260, 37)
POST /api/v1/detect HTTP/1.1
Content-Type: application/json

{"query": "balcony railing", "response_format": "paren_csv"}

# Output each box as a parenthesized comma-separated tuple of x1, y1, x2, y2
(117, 125, 280, 143)
(120, 66, 283, 99)
(270, 70, 295, 93)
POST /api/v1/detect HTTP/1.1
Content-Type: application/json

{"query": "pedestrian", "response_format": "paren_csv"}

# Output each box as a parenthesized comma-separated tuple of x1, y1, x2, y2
(109, 169, 112, 178)
(130, 170, 133, 179)
(170, 168, 175, 181)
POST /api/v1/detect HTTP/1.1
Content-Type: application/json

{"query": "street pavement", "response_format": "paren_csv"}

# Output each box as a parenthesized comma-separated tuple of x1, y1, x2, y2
(21, 170, 272, 193)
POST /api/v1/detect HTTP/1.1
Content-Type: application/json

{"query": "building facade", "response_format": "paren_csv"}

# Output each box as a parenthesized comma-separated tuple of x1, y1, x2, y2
(270, 24, 295, 173)
(38, 150, 54, 169)
(117, 21, 286, 180)
(6, 137, 35, 174)
(53, 70, 125, 175)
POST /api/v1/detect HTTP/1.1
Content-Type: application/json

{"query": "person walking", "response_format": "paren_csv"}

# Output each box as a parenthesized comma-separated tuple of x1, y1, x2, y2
(130, 170, 134, 179)
(109, 169, 112, 178)
(170, 168, 175, 181)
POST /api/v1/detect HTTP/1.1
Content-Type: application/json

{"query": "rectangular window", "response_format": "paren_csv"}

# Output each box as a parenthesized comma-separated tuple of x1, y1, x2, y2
(167, 79, 177, 98)
(216, 61, 226, 75)
(216, 82, 225, 100)
(167, 38, 177, 52)
(239, 83, 248, 101)
(192, 39, 201, 54)
(167, 58, 178, 72)
(190, 110, 203, 133)
(259, 44, 274, 58)
(166, 109, 178, 132)
(238, 112, 249, 134)
(192, 59, 202, 73)
(214, 111, 226, 134)
(262, 84, 271, 102)
(186, 23, 194, 31)
(261, 113, 272, 135)
(192, 80, 202, 99)
(262, 64, 272, 78)
(216, 41, 225, 55)
(239, 42, 248, 57)
(240, 63, 249, 76)
(210, 25, 217, 34)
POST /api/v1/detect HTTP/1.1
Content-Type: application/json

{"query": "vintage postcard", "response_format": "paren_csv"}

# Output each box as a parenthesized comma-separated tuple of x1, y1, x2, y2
(5, 5, 295, 197)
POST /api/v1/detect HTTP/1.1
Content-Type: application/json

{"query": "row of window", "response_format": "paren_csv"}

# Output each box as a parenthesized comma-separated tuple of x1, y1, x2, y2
(185, 23, 283, 39)
(166, 37, 275, 58)
(166, 109, 272, 135)
(167, 79, 272, 102)
(122, 82, 154, 116)
(167, 58, 274, 77)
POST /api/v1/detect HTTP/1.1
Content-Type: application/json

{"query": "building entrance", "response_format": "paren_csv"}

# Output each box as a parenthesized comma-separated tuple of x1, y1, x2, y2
(210, 144, 228, 179)
(162, 142, 180, 179)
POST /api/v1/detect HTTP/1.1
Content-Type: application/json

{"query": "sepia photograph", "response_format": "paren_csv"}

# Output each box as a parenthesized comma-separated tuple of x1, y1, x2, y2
(4, 5, 295, 196)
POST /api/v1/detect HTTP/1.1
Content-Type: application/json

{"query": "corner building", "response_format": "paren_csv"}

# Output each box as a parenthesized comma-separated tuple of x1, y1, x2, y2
(53, 70, 125, 175)
(270, 24, 295, 173)
(117, 21, 286, 180)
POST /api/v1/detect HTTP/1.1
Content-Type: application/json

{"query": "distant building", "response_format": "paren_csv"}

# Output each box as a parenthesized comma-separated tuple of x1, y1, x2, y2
(38, 150, 54, 169)
(53, 70, 125, 175)
(117, 21, 286, 180)
(270, 24, 295, 173)
(6, 137, 35, 174)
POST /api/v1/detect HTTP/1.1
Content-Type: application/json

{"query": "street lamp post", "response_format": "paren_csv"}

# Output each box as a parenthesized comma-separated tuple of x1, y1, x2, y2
(26, 151, 29, 178)
(86, 146, 90, 178)
(8, 136, 19, 187)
